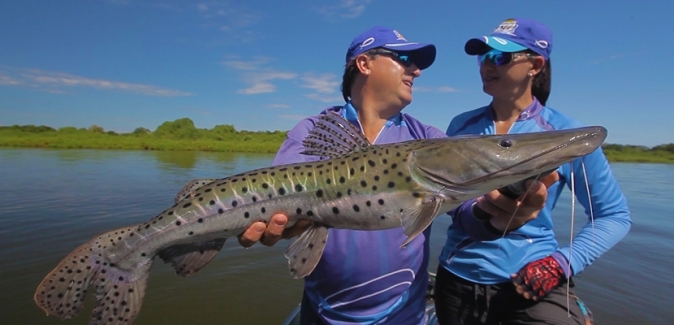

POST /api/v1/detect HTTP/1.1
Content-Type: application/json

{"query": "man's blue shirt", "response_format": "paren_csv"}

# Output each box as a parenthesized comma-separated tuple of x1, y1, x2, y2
(273, 103, 446, 324)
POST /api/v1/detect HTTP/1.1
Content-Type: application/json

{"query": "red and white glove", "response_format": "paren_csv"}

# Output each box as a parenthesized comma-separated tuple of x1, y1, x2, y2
(511, 253, 569, 300)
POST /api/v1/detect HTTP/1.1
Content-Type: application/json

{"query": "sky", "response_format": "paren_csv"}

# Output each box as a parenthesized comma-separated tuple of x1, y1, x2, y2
(1, 0, 672, 147)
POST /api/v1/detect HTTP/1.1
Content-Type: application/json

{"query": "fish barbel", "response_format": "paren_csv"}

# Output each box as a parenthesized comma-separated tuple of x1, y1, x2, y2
(34, 112, 607, 324)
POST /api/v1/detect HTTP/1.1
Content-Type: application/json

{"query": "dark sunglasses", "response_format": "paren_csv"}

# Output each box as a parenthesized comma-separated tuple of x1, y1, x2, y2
(477, 49, 535, 67)
(370, 49, 415, 67)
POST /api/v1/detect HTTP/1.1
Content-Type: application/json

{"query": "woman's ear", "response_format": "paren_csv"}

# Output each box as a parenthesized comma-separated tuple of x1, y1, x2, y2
(529, 56, 546, 76)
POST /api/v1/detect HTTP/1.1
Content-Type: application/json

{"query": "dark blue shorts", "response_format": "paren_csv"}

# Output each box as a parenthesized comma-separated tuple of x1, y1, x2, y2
(434, 266, 593, 325)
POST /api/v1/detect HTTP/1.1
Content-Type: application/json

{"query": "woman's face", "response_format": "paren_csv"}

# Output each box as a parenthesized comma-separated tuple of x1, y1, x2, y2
(477, 50, 542, 100)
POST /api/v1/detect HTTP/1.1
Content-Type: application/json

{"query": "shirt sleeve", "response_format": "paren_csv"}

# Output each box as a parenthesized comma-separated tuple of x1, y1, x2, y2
(556, 148, 632, 275)
(445, 118, 461, 136)
(272, 117, 321, 167)
(426, 125, 449, 139)
(447, 198, 507, 241)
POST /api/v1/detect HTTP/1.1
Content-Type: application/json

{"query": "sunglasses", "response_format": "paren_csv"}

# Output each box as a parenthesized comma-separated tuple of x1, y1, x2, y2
(370, 49, 415, 67)
(477, 49, 535, 67)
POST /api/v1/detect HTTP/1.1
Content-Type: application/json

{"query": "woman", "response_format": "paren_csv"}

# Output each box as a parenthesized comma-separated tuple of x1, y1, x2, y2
(434, 18, 632, 325)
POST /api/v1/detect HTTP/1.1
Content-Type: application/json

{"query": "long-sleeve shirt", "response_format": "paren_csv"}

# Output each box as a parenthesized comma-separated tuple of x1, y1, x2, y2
(273, 102, 446, 325)
(438, 98, 632, 284)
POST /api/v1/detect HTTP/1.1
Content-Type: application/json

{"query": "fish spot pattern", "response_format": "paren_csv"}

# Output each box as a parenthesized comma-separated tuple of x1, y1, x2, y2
(33, 140, 424, 324)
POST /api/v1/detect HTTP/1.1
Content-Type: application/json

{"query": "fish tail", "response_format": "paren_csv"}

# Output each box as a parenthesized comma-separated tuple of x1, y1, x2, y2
(34, 238, 152, 325)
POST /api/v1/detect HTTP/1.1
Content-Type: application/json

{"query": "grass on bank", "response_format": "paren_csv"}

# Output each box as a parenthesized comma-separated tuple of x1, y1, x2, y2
(602, 144, 674, 164)
(1, 119, 673, 163)
(0, 119, 286, 153)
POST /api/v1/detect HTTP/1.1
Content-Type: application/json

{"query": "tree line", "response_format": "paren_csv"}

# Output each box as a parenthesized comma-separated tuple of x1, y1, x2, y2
(0, 118, 287, 153)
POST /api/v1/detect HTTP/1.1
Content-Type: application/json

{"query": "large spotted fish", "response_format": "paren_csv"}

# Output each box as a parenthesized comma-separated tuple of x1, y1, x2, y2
(34, 112, 607, 325)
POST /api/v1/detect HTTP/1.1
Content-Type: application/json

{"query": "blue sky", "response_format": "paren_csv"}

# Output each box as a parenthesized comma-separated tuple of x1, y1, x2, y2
(1, 0, 671, 147)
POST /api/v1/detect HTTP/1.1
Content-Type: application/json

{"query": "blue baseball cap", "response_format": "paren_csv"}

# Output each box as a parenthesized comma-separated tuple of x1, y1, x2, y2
(465, 18, 553, 60)
(346, 26, 437, 70)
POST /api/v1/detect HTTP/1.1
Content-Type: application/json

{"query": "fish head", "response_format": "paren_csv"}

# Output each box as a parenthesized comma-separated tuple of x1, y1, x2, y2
(408, 126, 607, 200)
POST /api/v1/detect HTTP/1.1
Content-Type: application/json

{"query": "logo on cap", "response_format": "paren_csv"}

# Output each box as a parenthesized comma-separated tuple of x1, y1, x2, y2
(360, 37, 375, 48)
(534, 40, 549, 49)
(393, 30, 407, 41)
(493, 19, 519, 36)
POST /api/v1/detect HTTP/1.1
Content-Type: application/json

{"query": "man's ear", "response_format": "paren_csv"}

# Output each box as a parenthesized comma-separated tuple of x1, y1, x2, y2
(355, 53, 373, 75)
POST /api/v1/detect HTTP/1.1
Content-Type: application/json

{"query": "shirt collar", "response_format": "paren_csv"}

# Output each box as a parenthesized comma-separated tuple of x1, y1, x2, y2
(517, 97, 544, 121)
(342, 101, 404, 127)
(485, 97, 544, 121)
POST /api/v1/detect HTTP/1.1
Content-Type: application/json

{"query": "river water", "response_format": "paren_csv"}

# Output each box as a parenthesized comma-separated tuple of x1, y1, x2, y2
(0, 148, 671, 324)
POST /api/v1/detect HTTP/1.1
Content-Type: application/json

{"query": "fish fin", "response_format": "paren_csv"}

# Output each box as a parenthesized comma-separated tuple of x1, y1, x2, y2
(301, 111, 371, 158)
(174, 178, 217, 203)
(34, 235, 152, 324)
(90, 263, 150, 325)
(400, 195, 444, 247)
(284, 223, 329, 279)
(157, 238, 226, 277)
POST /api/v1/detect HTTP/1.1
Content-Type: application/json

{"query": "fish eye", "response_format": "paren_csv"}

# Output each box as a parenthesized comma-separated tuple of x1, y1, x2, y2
(498, 139, 513, 148)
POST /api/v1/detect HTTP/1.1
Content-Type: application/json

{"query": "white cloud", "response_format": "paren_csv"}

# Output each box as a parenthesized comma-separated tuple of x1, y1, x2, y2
(237, 72, 297, 94)
(305, 93, 343, 103)
(0, 67, 193, 96)
(197, 1, 261, 37)
(300, 73, 342, 102)
(301, 73, 340, 94)
(223, 57, 297, 94)
(221, 56, 273, 70)
(279, 114, 310, 121)
(317, 0, 373, 19)
(0, 75, 22, 86)
(437, 86, 459, 93)
(239, 83, 275, 95)
(587, 53, 633, 65)
(222, 62, 340, 100)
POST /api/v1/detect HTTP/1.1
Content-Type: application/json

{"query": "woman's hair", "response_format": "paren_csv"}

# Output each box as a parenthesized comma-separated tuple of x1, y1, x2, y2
(341, 50, 380, 102)
(532, 55, 552, 105)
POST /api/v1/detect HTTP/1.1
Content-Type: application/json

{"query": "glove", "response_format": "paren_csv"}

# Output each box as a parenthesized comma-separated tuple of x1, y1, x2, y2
(511, 254, 567, 300)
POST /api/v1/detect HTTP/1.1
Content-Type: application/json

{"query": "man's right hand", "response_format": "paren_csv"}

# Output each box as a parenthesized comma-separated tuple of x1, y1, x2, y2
(237, 214, 312, 248)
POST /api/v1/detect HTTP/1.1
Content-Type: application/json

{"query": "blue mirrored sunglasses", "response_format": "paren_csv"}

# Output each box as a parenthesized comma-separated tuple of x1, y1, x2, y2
(371, 49, 415, 67)
(477, 49, 534, 67)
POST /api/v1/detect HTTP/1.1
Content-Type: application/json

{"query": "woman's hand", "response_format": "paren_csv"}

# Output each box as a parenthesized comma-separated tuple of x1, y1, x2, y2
(476, 172, 560, 232)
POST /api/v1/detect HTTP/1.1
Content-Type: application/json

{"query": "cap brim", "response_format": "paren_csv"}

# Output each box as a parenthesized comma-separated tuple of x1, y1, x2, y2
(382, 43, 436, 70)
(465, 36, 527, 55)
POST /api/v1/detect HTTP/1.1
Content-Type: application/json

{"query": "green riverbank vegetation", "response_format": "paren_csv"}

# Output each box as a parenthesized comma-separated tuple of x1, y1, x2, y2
(602, 143, 674, 164)
(1, 119, 673, 163)
(0, 118, 286, 153)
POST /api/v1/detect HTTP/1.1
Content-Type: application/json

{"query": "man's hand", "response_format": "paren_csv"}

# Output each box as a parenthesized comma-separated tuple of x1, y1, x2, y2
(237, 214, 312, 248)
(476, 172, 559, 232)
